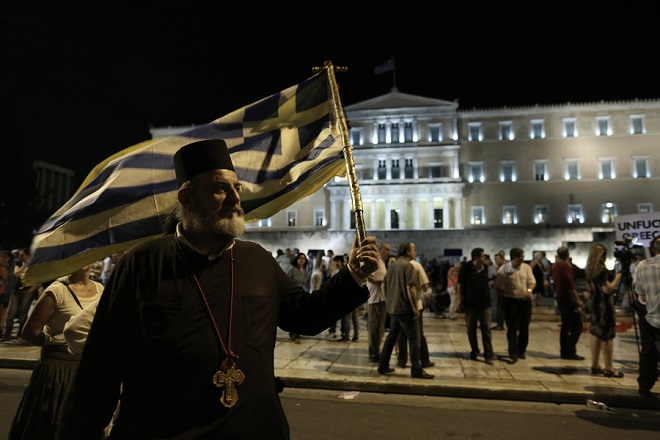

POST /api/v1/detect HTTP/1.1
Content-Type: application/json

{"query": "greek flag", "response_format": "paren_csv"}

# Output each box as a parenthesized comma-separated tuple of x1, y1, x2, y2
(24, 71, 345, 285)
(374, 58, 395, 75)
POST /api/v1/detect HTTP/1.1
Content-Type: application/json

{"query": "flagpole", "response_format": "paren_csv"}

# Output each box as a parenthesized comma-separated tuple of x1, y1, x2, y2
(314, 60, 367, 245)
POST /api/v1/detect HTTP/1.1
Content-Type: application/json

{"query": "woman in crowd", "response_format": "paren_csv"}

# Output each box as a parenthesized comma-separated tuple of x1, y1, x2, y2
(9, 264, 103, 440)
(286, 252, 311, 343)
(584, 243, 624, 378)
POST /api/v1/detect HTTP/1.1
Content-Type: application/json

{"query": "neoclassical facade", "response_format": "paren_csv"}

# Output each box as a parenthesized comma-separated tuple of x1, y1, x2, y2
(152, 90, 660, 265)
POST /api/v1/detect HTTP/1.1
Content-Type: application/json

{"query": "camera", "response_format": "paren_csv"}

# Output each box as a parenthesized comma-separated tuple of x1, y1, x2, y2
(613, 237, 640, 272)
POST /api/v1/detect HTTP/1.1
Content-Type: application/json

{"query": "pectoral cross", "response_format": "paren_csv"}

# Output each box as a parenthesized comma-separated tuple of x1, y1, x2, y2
(213, 359, 245, 408)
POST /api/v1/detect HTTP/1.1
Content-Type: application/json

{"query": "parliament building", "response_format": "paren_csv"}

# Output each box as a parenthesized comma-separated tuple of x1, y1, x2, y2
(152, 89, 660, 266)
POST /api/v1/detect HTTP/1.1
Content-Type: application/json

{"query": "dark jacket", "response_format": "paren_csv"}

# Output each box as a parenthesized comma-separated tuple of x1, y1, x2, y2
(56, 236, 367, 440)
(458, 261, 491, 309)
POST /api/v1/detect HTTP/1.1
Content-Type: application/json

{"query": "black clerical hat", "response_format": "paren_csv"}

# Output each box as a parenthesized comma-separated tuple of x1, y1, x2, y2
(173, 139, 234, 186)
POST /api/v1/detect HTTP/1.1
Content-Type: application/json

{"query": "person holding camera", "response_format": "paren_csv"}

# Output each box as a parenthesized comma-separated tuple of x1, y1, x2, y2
(585, 243, 623, 377)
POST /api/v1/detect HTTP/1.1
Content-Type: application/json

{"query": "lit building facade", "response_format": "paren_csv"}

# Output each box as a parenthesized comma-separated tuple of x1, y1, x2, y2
(152, 90, 660, 265)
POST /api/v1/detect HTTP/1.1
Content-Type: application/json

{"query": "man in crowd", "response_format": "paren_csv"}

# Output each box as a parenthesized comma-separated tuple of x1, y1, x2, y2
(632, 235, 660, 399)
(377, 242, 434, 379)
(56, 139, 380, 439)
(496, 247, 536, 363)
(490, 250, 507, 330)
(552, 246, 585, 361)
(366, 242, 390, 362)
(458, 247, 495, 362)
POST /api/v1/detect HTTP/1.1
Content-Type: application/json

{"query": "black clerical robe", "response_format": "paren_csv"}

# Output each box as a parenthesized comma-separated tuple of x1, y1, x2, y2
(56, 236, 367, 439)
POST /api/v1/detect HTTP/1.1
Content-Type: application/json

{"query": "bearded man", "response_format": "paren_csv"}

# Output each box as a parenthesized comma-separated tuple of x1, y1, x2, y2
(56, 139, 379, 440)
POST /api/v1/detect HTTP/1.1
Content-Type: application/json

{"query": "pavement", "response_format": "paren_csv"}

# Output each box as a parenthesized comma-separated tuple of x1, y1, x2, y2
(2, 298, 659, 411)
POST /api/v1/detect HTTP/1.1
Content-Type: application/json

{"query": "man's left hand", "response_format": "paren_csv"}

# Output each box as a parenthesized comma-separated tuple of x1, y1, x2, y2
(349, 236, 379, 280)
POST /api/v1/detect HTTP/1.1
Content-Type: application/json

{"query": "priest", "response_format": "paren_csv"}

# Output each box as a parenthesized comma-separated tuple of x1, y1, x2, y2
(56, 139, 379, 439)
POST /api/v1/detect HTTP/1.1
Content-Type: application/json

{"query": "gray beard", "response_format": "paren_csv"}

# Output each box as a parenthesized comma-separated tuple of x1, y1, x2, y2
(190, 210, 246, 238)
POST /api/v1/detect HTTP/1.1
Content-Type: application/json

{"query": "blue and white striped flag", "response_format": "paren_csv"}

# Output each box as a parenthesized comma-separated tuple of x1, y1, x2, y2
(24, 71, 345, 285)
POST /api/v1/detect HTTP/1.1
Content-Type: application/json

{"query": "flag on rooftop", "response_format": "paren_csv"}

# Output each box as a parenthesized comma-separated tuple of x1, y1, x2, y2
(24, 71, 345, 285)
(374, 58, 395, 75)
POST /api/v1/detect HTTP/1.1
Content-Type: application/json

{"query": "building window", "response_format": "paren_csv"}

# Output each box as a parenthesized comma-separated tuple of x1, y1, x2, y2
(499, 121, 513, 140)
(404, 158, 414, 178)
(314, 209, 326, 227)
(377, 124, 387, 143)
(632, 156, 650, 178)
(630, 115, 645, 134)
(429, 123, 442, 142)
(500, 161, 516, 182)
(598, 157, 615, 179)
(530, 119, 545, 139)
(286, 210, 297, 227)
(601, 202, 617, 224)
(564, 159, 580, 180)
(534, 205, 548, 224)
(433, 198, 444, 229)
(391, 159, 400, 179)
(638, 203, 653, 213)
(502, 206, 517, 225)
(404, 122, 414, 142)
(468, 122, 482, 141)
(567, 204, 584, 224)
(390, 209, 400, 229)
(258, 218, 272, 227)
(563, 118, 577, 137)
(377, 159, 387, 180)
(468, 162, 484, 183)
(533, 160, 548, 181)
(391, 123, 400, 143)
(350, 127, 362, 146)
(596, 116, 611, 136)
(471, 206, 485, 225)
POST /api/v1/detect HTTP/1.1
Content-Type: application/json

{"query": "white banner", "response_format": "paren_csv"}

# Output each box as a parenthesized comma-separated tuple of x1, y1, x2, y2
(614, 211, 660, 247)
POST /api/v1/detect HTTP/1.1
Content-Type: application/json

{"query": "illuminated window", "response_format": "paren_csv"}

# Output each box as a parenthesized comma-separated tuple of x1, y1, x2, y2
(286, 210, 297, 227)
(404, 122, 413, 142)
(598, 157, 615, 179)
(601, 202, 617, 224)
(630, 115, 645, 134)
(377, 124, 387, 143)
(632, 156, 650, 178)
(404, 158, 414, 178)
(564, 158, 580, 180)
(314, 209, 326, 227)
(429, 123, 443, 142)
(377, 160, 387, 180)
(499, 121, 513, 140)
(567, 204, 584, 224)
(638, 203, 653, 213)
(258, 218, 272, 227)
(596, 116, 611, 136)
(471, 206, 485, 225)
(391, 159, 400, 179)
(391, 123, 400, 143)
(500, 161, 516, 182)
(468, 122, 482, 141)
(534, 205, 548, 224)
(533, 160, 548, 181)
(563, 118, 577, 137)
(350, 127, 363, 146)
(530, 119, 545, 139)
(468, 162, 484, 183)
(502, 206, 517, 225)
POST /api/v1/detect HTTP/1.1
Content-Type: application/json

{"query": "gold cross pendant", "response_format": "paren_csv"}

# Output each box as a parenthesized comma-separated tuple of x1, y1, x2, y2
(213, 360, 245, 408)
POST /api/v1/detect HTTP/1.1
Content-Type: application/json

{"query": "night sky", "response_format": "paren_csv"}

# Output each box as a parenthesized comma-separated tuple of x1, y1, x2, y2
(1, 1, 659, 246)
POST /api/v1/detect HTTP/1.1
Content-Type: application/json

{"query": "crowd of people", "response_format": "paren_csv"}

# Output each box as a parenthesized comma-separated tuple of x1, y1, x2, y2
(0, 137, 657, 438)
